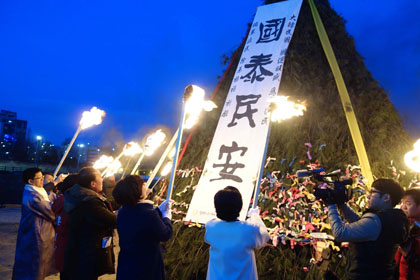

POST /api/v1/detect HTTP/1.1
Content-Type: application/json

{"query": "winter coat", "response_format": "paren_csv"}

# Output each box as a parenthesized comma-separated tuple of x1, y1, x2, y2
(51, 194, 68, 272)
(63, 184, 117, 280)
(116, 201, 173, 280)
(12, 185, 56, 280)
(395, 219, 420, 280)
(328, 204, 409, 280)
(205, 213, 270, 280)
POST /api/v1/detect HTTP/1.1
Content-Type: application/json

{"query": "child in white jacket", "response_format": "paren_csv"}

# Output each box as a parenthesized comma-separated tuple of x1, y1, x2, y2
(205, 186, 270, 280)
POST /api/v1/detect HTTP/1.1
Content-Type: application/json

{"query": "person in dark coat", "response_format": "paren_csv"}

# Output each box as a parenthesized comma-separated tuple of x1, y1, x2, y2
(328, 178, 409, 280)
(112, 175, 173, 280)
(63, 167, 117, 280)
(51, 174, 78, 280)
(13, 167, 56, 280)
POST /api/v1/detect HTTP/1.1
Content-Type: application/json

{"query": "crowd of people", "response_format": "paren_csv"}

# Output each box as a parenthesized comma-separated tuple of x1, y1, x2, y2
(10, 166, 420, 280)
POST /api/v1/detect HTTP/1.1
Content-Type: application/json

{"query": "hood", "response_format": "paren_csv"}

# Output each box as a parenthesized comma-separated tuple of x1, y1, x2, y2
(64, 184, 101, 214)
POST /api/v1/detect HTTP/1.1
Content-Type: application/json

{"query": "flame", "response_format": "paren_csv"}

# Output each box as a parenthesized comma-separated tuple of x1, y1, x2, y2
(144, 129, 166, 156)
(269, 96, 306, 122)
(93, 155, 114, 169)
(80, 107, 106, 130)
(203, 100, 217, 112)
(104, 160, 122, 177)
(123, 142, 142, 156)
(184, 85, 217, 129)
(161, 162, 173, 176)
(405, 139, 420, 172)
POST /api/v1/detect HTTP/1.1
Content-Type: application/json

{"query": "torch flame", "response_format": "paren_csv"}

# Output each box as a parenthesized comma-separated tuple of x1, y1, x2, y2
(203, 100, 217, 112)
(144, 129, 166, 156)
(93, 155, 114, 169)
(104, 160, 122, 177)
(405, 139, 420, 172)
(184, 85, 217, 129)
(161, 162, 173, 176)
(123, 142, 142, 156)
(269, 96, 306, 122)
(80, 107, 106, 130)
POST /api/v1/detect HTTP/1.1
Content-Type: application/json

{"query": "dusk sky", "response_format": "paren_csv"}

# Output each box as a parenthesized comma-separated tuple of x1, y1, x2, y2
(1, 0, 419, 147)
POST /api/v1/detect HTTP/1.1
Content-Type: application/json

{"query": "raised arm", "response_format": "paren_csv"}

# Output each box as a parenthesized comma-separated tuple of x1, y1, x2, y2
(328, 204, 381, 242)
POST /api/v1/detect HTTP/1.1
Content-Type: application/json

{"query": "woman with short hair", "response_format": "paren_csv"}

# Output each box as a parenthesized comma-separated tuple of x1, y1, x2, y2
(112, 175, 172, 280)
(205, 186, 270, 280)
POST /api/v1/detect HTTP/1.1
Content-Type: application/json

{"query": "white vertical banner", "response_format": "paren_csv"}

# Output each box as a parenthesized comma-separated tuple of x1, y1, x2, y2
(186, 0, 303, 224)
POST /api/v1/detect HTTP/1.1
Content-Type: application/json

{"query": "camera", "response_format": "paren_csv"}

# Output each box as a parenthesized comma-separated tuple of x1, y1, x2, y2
(297, 168, 353, 205)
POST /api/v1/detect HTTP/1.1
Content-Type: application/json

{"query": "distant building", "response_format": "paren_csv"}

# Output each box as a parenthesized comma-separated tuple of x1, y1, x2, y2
(86, 144, 101, 164)
(0, 110, 27, 160)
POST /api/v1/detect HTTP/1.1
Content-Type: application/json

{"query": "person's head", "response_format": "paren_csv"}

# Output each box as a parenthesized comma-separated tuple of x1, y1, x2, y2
(112, 175, 146, 206)
(23, 167, 43, 188)
(401, 189, 420, 219)
(43, 172, 54, 185)
(214, 186, 243, 222)
(78, 167, 103, 193)
(57, 174, 78, 194)
(368, 178, 404, 210)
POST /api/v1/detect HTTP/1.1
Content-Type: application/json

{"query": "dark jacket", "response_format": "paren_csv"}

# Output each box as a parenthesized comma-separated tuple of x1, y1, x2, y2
(346, 209, 409, 280)
(116, 201, 173, 280)
(63, 184, 117, 280)
(51, 193, 67, 272)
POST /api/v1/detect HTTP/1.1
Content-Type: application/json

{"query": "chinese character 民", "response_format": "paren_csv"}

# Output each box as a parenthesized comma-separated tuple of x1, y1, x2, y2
(240, 53, 274, 83)
(257, 18, 286, 43)
(228, 94, 262, 128)
(210, 141, 248, 183)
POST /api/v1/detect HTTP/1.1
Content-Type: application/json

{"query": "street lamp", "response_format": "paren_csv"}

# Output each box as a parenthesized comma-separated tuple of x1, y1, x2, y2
(35, 136, 42, 166)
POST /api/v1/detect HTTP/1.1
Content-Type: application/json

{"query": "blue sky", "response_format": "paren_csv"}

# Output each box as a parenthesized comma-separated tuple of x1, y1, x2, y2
(1, 0, 419, 146)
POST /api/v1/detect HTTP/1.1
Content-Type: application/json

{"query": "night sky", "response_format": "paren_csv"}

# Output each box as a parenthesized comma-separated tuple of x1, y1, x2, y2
(1, 0, 419, 147)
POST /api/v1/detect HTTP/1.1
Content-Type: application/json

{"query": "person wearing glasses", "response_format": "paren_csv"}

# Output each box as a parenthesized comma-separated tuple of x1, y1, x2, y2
(13, 167, 56, 279)
(327, 178, 409, 280)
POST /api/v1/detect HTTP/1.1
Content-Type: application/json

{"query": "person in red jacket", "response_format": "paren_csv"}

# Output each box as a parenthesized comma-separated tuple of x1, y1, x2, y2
(396, 188, 420, 280)
(52, 174, 78, 280)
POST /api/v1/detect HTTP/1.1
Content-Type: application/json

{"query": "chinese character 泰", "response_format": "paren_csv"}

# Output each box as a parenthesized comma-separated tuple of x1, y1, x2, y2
(240, 53, 274, 83)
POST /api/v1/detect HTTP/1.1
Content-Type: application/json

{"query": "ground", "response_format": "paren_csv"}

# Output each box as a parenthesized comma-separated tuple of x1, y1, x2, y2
(0, 206, 118, 280)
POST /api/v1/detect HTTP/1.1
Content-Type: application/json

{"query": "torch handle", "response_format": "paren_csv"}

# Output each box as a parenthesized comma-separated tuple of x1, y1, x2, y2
(121, 157, 133, 179)
(166, 105, 187, 200)
(102, 151, 124, 177)
(131, 152, 146, 175)
(53, 125, 82, 178)
(146, 128, 179, 191)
